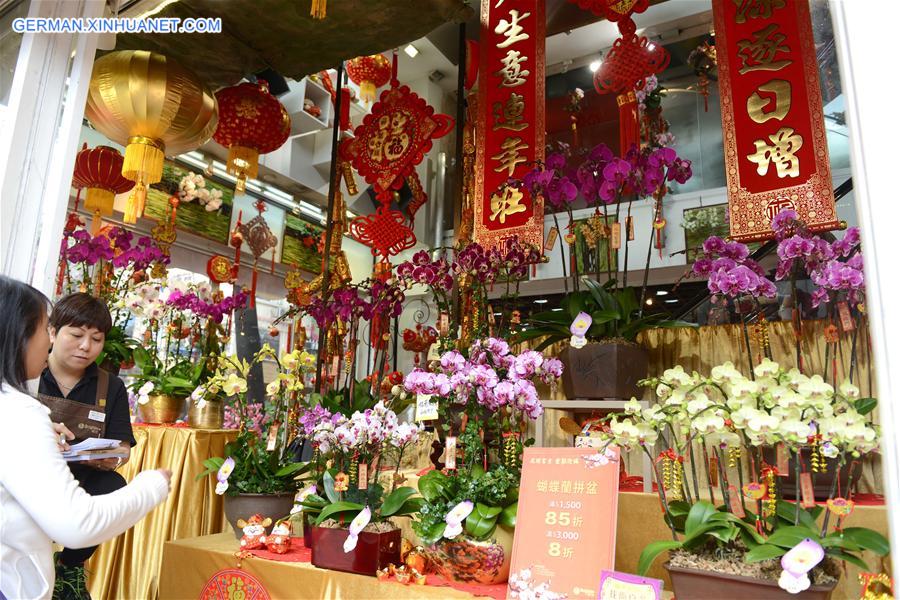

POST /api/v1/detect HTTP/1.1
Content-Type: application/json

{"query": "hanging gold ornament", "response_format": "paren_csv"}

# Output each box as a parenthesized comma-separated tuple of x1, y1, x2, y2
(84, 50, 218, 223)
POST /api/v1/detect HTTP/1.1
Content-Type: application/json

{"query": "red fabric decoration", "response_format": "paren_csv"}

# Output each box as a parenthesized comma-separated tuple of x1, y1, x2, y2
(200, 569, 270, 599)
(465, 40, 479, 90)
(340, 85, 454, 205)
(568, 0, 649, 24)
(349, 207, 417, 261)
(206, 255, 233, 284)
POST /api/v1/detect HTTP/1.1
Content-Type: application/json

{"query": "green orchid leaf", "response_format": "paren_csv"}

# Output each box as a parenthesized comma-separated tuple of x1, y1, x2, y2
(323, 471, 339, 504)
(464, 511, 498, 540)
(498, 502, 517, 528)
(826, 549, 869, 571)
(745, 544, 788, 563)
(637, 540, 683, 576)
(764, 525, 819, 549)
(391, 497, 425, 517)
(475, 503, 502, 519)
(684, 501, 718, 537)
(854, 398, 878, 415)
(418, 470, 450, 502)
(380, 487, 418, 517)
(314, 501, 365, 525)
(839, 528, 890, 555)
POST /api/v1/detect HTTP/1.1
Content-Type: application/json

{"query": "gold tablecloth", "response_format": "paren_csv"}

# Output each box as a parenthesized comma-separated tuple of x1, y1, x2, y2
(87, 425, 237, 599)
(159, 533, 476, 599)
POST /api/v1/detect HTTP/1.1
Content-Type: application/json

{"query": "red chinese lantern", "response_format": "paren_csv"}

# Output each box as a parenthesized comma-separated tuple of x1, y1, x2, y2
(213, 80, 291, 193)
(71, 144, 134, 234)
(346, 54, 392, 103)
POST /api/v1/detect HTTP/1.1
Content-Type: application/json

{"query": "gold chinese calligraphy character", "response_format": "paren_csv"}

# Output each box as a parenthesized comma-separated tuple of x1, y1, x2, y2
(493, 93, 527, 131)
(733, 0, 786, 24)
(737, 23, 792, 74)
(491, 136, 529, 176)
(747, 126, 803, 178)
(747, 79, 791, 123)
(495, 50, 530, 87)
(490, 186, 527, 223)
(494, 9, 531, 48)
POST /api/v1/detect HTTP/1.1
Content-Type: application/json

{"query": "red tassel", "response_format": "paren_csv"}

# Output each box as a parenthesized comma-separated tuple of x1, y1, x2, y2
(391, 50, 399, 87)
(616, 90, 640, 154)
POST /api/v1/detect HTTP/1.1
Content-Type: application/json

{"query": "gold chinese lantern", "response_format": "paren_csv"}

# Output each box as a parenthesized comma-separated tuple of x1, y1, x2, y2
(84, 50, 218, 223)
(346, 54, 392, 103)
(213, 81, 291, 194)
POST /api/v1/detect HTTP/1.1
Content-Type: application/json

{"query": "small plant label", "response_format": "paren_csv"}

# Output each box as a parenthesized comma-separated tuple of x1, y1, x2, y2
(598, 570, 661, 600)
(415, 393, 438, 421)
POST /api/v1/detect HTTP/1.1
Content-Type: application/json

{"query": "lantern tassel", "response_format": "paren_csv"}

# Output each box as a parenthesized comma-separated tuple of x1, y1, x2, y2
(90, 209, 103, 236)
(123, 182, 147, 224)
(310, 0, 326, 19)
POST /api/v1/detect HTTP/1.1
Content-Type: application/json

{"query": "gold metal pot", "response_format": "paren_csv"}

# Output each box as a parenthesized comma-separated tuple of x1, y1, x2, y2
(187, 400, 225, 429)
(139, 394, 185, 424)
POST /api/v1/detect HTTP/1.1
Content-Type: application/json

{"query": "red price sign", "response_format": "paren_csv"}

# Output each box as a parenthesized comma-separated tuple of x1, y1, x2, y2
(713, 0, 839, 241)
(508, 447, 620, 599)
(474, 0, 545, 250)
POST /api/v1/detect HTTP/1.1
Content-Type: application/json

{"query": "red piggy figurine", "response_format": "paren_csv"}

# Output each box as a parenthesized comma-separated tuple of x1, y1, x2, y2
(236, 514, 271, 550)
(266, 520, 292, 554)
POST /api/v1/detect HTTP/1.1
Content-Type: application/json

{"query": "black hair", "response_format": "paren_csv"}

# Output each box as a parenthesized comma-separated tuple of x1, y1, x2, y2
(0, 275, 50, 393)
(49, 292, 112, 335)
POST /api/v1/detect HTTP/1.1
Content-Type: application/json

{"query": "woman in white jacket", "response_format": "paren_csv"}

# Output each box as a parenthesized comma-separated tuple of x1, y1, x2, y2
(0, 276, 171, 599)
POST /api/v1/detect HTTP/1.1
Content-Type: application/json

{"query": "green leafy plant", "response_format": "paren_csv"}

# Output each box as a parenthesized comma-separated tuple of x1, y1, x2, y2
(519, 277, 694, 350)
(413, 466, 518, 546)
(300, 471, 422, 526)
(637, 500, 889, 577)
(198, 440, 310, 496)
(97, 324, 139, 370)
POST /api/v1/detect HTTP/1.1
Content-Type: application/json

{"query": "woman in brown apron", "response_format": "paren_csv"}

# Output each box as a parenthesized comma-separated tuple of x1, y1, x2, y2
(38, 294, 137, 600)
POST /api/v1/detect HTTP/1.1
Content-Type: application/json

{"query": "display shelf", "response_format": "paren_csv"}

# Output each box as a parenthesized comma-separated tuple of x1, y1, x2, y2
(279, 77, 332, 138)
(534, 399, 653, 493)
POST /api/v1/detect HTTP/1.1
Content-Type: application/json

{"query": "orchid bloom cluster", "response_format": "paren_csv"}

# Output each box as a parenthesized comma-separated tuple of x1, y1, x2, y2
(167, 285, 249, 323)
(178, 171, 223, 212)
(60, 225, 170, 299)
(605, 359, 878, 458)
(304, 277, 405, 331)
(403, 338, 563, 422)
(310, 400, 423, 460)
(771, 209, 865, 309)
(516, 143, 692, 211)
(691, 236, 777, 299)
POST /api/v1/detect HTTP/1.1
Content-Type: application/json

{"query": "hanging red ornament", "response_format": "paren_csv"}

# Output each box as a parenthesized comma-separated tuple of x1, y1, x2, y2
(213, 81, 291, 194)
(567, 0, 649, 23)
(206, 255, 234, 284)
(464, 40, 479, 90)
(238, 201, 278, 307)
(71, 144, 134, 234)
(346, 54, 392, 104)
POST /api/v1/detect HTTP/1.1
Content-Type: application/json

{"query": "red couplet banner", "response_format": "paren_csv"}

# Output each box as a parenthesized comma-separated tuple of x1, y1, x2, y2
(508, 447, 620, 599)
(713, 0, 839, 242)
(474, 0, 545, 250)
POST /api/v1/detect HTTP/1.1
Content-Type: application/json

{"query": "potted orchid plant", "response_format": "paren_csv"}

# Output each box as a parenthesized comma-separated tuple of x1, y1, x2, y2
(518, 143, 694, 400)
(58, 224, 170, 372)
(128, 279, 247, 423)
(405, 338, 563, 585)
(592, 358, 887, 598)
(296, 400, 424, 576)
(198, 344, 316, 536)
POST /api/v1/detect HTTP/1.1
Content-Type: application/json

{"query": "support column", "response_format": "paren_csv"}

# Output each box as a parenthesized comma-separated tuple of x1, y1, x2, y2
(0, 0, 103, 293)
(830, 0, 900, 577)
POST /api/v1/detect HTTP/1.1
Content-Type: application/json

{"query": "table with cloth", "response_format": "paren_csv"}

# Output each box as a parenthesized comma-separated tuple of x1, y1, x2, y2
(87, 424, 237, 599)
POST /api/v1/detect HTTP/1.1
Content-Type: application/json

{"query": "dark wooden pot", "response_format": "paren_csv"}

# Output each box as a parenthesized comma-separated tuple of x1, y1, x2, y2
(760, 447, 851, 501)
(311, 526, 401, 576)
(665, 563, 836, 600)
(302, 512, 314, 548)
(560, 342, 648, 399)
(223, 493, 295, 539)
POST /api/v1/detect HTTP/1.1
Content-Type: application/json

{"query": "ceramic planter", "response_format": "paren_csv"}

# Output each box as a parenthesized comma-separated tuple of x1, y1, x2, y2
(425, 526, 514, 585)
(187, 400, 225, 429)
(665, 563, 837, 600)
(138, 394, 185, 424)
(310, 526, 401, 576)
(223, 493, 295, 539)
(560, 342, 648, 399)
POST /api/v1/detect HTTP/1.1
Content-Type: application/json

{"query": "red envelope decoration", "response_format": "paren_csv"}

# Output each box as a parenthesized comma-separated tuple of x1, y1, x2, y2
(743, 482, 766, 500)
(826, 497, 855, 518)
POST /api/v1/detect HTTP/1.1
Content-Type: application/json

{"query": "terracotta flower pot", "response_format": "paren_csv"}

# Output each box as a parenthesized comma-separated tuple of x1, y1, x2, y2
(223, 493, 295, 539)
(310, 526, 401, 576)
(138, 394, 185, 424)
(559, 342, 648, 400)
(425, 526, 514, 585)
(665, 562, 837, 600)
(187, 400, 225, 429)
